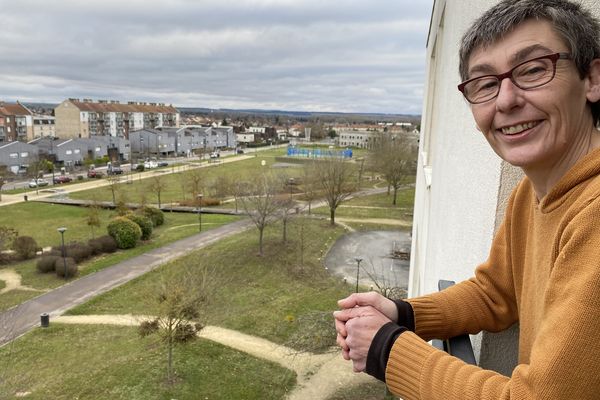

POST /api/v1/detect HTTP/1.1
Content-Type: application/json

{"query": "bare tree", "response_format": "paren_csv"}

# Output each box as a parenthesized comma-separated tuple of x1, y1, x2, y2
(138, 266, 214, 384)
(148, 175, 167, 208)
(239, 172, 282, 256)
(86, 201, 101, 239)
(106, 174, 121, 205)
(186, 168, 204, 199)
(301, 162, 320, 215)
(315, 156, 358, 226)
(369, 133, 417, 205)
(279, 176, 297, 244)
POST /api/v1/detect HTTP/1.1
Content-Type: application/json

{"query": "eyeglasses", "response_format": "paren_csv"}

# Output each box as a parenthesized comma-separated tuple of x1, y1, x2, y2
(458, 52, 571, 104)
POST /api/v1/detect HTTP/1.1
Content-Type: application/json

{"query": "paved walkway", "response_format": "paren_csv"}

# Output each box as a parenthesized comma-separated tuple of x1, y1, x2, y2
(0, 218, 254, 346)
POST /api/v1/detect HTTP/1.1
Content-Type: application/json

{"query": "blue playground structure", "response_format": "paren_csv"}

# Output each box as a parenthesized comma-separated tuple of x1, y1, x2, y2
(286, 146, 352, 159)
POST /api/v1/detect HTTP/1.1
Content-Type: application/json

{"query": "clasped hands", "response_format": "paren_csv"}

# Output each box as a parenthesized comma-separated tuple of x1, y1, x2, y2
(333, 292, 398, 372)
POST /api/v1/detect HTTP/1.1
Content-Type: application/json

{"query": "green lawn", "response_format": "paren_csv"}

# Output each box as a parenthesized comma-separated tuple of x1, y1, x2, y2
(313, 188, 415, 223)
(68, 149, 303, 205)
(0, 206, 241, 312)
(68, 218, 351, 351)
(0, 324, 295, 400)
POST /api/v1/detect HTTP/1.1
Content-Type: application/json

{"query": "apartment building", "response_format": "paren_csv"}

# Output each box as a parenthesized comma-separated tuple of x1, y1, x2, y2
(33, 115, 56, 139)
(54, 99, 180, 140)
(0, 101, 34, 142)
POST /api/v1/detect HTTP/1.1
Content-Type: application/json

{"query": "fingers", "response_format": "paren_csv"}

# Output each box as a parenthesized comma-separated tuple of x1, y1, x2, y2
(333, 305, 377, 323)
(337, 292, 381, 309)
(337, 292, 398, 322)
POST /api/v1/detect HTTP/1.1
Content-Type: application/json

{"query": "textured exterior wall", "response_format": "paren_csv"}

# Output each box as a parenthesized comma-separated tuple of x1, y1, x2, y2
(54, 100, 82, 139)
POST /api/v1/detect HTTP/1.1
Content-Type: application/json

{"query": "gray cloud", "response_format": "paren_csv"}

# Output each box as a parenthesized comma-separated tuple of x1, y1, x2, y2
(0, 0, 432, 114)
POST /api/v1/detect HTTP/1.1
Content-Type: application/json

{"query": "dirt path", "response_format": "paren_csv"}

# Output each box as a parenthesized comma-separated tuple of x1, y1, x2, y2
(0, 269, 44, 295)
(53, 314, 376, 399)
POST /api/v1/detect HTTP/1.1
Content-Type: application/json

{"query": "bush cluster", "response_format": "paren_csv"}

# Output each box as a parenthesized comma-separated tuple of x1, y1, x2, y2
(37, 255, 59, 273)
(107, 217, 142, 249)
(88, 236, 118, 255)
(54, 257, 78, 278)
(179, 197, 220, 207)
(13, 236, 38, 260)
(125, 213, 153, 240)
(140, 206, 164, 227)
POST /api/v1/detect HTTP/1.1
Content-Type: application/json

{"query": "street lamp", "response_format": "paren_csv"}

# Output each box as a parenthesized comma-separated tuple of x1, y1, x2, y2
(354, 257, 363, 293)
(57, 227, 68, 279)
(197, 194, 203, 232)
(288, 177, 294, 200)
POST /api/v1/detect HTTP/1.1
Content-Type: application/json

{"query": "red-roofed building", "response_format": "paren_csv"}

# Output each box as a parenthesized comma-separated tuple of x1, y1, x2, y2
(0, 101, 34, 142)
(54, 98, 180, 139)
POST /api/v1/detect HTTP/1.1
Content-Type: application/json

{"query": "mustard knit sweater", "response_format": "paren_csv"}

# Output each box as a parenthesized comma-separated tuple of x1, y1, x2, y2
(386, 148, 600, 399)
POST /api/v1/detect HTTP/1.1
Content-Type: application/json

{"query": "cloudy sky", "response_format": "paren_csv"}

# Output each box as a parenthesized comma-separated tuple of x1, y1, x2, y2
(0, 0, 433, 114)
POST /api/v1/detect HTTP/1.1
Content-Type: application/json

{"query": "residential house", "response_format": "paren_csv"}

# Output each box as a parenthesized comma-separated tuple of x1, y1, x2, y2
(411, 0, 600, 375)
(236, 133, 255, 144)
(337, 131, 375, 149)
(0, 101, 34, 142)
(54, 99, 180, 140)
(0, 141, 39, 174)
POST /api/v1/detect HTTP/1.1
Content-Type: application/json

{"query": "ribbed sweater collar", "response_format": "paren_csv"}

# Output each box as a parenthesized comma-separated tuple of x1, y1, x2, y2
(536, 147, 600, 213)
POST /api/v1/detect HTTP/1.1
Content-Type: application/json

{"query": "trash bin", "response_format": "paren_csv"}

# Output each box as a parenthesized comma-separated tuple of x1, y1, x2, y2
(40, 313, 49, 328)
(24, 195, 28, 201)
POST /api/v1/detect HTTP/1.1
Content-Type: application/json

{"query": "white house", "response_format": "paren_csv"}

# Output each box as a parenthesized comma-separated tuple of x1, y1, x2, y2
(411, 0, 600, 375)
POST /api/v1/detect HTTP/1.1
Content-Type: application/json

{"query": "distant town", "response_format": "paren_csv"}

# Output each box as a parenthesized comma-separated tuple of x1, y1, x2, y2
(0, 98, 419, 177)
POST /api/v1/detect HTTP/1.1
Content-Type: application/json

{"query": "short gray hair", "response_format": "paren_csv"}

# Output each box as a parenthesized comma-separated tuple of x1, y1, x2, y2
(459, 0, 600, 124)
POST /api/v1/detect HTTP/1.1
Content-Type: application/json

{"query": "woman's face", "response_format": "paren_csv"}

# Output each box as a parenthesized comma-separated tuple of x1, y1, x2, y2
(467, 19, 599, 171)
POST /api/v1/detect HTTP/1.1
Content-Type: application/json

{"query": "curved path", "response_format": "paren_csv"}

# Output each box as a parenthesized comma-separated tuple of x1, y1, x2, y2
(53, 314, 376, 400)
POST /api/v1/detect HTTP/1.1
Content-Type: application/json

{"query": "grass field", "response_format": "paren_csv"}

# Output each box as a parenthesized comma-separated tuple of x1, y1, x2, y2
(68, 218, 351, 350)
(0, 218, 351, 399)
(0, 205, 241, 312)
(0, 324, 295, 400)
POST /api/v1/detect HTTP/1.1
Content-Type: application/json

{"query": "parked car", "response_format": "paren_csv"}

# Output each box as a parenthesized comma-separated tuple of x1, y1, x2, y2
(53, 175, 72, 184)
(143, 160, 158, 169)
(157, 161, 169, 167)
(107, 166, 123, 175)
(87, 169, 102, 178)
(28, 178, 49, 188)
(210, 152, 220, 159)
(236, 149, 245, 154)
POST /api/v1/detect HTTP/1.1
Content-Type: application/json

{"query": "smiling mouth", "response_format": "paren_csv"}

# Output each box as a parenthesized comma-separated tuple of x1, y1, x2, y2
(499, 121, 541, 135)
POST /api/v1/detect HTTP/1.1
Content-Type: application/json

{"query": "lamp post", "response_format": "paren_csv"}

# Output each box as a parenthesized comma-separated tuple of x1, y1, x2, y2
(197, 194, 203, 232)
(57, 227, 67, 279)
(288, 177, 294, 200)
(354, 257, 363, 293)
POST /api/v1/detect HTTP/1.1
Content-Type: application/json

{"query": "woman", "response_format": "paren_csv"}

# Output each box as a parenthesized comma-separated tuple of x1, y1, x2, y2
(334, 0, 600, 398)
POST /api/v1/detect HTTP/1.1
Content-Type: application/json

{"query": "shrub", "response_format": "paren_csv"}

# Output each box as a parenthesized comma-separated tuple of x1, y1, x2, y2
(135, 164, 145, 172)
(54, 257, 78, 278)
(12, 236, 38, 260)
(97, 235, 118, 253)
(140, 206, 164, 227)
(125, 213, 153, 240)
(37, 255, 59, 273)
(138, 319, 159, 337)
(107, 217, 142, 249)
(64, 242, 93, 263)
(0, 252, 17, 265)
(87, 238, 103, 255)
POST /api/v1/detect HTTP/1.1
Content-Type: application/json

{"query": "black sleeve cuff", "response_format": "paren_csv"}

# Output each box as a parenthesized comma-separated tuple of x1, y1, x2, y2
(393, 299, 415, 331)
(365, 322, 407, 382)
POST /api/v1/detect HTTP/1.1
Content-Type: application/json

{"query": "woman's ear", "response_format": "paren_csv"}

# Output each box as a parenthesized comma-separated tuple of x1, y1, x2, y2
(586, 59, 600, 103)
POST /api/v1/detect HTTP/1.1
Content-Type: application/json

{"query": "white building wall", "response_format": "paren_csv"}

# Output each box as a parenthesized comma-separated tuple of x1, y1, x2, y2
(132, 113, 144, 130)
(108, 112, 117, 136)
